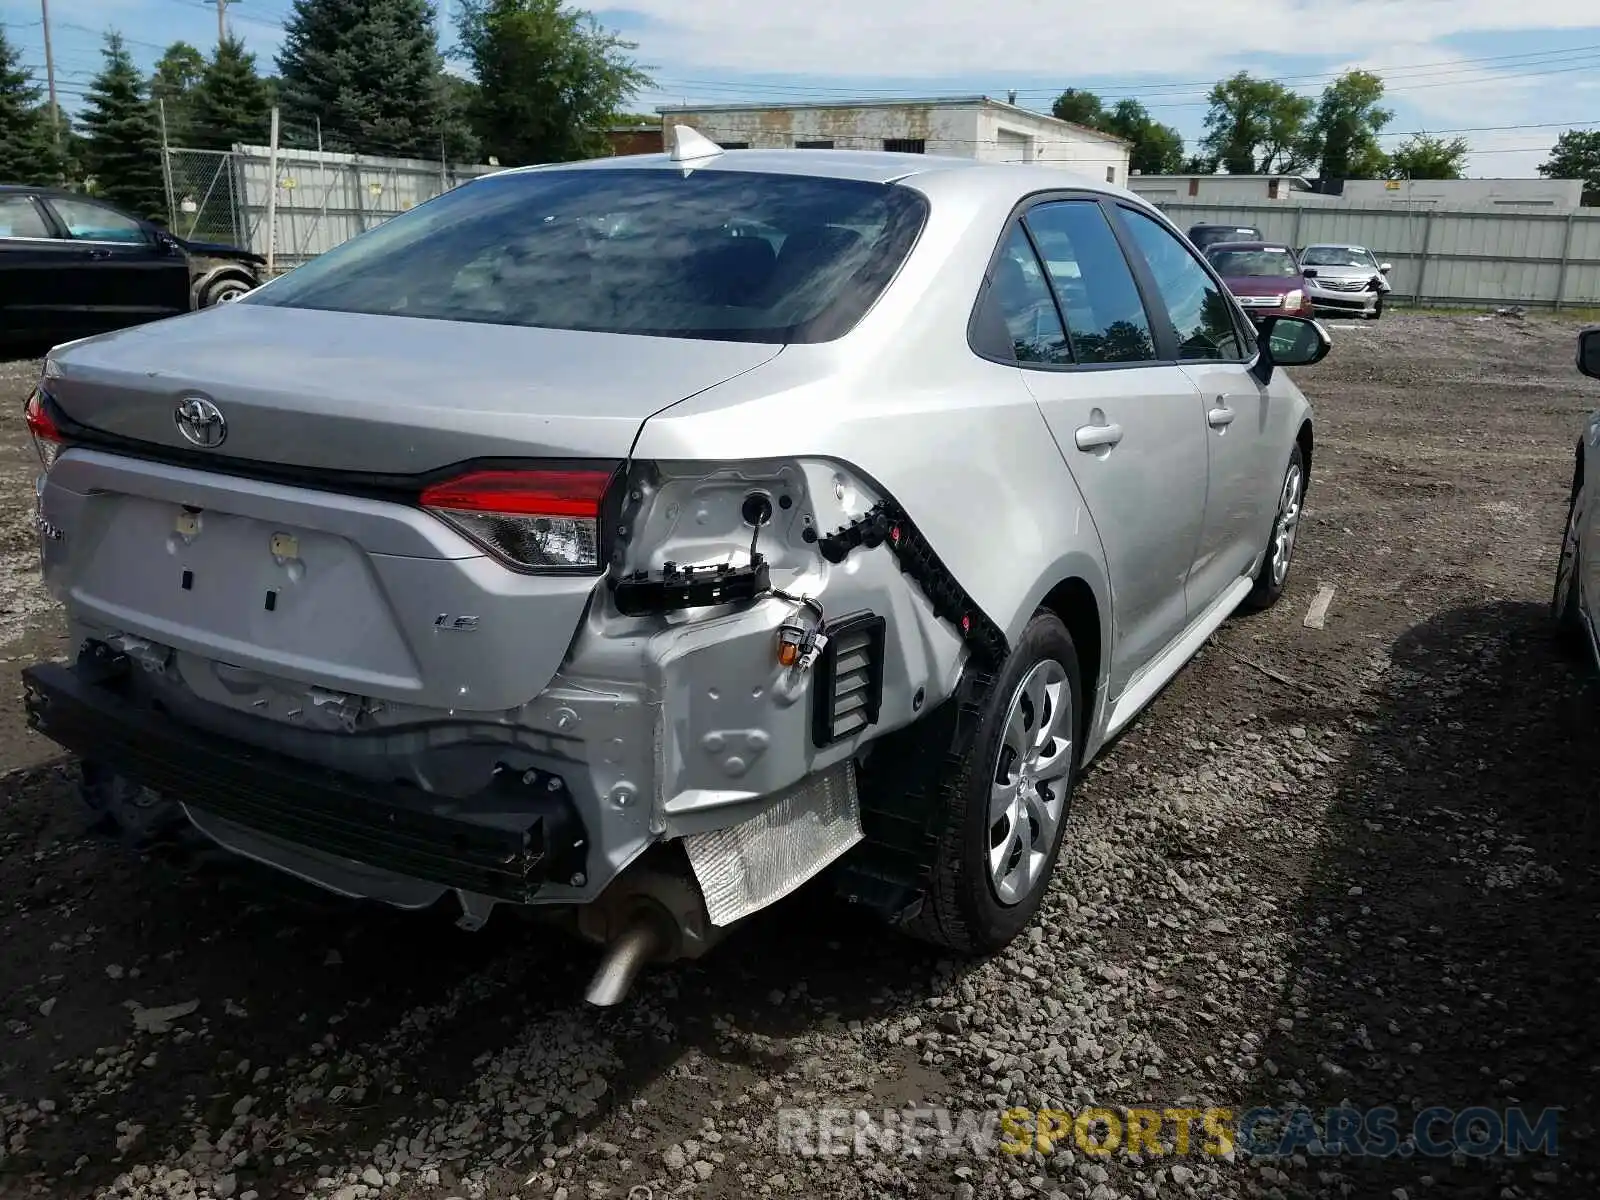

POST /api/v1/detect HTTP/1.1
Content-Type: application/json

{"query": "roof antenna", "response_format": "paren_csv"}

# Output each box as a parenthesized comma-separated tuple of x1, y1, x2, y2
(669, 125, 725, 164)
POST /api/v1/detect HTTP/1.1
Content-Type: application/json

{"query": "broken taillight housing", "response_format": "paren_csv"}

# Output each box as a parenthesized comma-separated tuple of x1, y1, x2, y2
(24, 389, 65, 471)
(419, 467, 615, 572)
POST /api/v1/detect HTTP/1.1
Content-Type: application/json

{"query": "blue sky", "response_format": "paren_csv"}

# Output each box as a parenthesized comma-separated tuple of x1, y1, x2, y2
(5, 0, 1599, 177)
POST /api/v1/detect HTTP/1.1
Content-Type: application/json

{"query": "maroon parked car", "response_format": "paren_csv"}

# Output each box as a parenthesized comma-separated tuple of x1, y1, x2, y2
(1203, 242, 1314, 325)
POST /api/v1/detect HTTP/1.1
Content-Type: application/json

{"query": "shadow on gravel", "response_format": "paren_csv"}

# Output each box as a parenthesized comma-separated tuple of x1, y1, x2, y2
(1255, 600, 1600, 1198)
(1, 765, 947, 1196)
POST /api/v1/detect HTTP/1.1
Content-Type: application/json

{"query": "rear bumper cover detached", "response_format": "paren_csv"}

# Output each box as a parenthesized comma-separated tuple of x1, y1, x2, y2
(21, 643, 590, 903)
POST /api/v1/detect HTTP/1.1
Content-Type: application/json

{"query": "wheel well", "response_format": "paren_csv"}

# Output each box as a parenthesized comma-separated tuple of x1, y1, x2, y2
(1297, 419, 1314, 486)
(1038, 578, 1101, 747)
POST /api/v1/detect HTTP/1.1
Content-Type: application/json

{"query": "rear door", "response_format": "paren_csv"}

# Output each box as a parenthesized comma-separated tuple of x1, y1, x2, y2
(0, 193, 88, 343)
(1113, 203, 1278, 616)
(977, 196, 1209, 695)
(40, 196, 192, 331)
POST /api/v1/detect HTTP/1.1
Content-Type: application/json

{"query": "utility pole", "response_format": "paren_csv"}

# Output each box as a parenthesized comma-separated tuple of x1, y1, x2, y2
(40, 0, 59, 147)
(212, 0, 233, 48)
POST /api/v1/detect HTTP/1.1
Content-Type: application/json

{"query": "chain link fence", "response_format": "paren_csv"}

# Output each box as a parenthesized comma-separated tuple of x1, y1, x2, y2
(162, 145, 496, 273)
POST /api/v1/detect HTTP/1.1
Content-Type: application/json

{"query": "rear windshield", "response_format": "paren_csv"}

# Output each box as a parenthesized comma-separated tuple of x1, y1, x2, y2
(1207, 248, 1298, 277)
(244, 167, 929, 343)
(1190, 226, 1261, 246)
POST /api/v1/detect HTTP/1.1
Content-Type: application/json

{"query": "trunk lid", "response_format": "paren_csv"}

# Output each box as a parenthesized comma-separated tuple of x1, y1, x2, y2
(45, 303, 784, 474)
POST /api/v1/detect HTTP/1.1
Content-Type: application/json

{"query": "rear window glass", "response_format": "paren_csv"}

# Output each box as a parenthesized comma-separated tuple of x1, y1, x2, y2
(246, 168, 928, 343)
(1207, 248, 1299, 276)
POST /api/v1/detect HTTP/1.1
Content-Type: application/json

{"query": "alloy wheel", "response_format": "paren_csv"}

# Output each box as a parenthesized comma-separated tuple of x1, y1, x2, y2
(1271, 463, 1304, 587)
(988, 658, 1074, 906)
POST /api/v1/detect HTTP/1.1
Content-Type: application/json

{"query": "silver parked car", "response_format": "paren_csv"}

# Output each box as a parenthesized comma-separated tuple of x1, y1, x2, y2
(1552, 326, 1600, 659)
(1299, 243, 1393, 320)
(22, 128, 1327, 1003)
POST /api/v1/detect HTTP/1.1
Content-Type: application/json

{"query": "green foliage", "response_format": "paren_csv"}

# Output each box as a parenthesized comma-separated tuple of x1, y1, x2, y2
(81, 32, 167, 220)
(150, 41, 206, 143)
(1200, 72, 1313, 175)
(1540, 129, 1600, 206)
(1303, 70, 1392, 180)
(454, 0, 653, 165)
(1049, 88, 1105, 129)
(189, 35, 271, 151)
(1047, 89, 1184, 177)
(0, 24, 64, 185)
(276, 0, 468, 156)
(1100, 99, 1185, 176)
(1387, 132, 1470, 180)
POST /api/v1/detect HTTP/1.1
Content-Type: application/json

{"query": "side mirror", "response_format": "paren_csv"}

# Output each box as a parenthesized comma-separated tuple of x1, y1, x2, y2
(1251, 315, 1332, 384)
(1580, 327, 1600, 380)
(1379, 263, 1392, 274)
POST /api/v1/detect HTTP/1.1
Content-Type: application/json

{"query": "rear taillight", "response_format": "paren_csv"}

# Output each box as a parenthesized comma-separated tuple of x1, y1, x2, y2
(24, 389, 65, 471)
(420, 467, 615, 572)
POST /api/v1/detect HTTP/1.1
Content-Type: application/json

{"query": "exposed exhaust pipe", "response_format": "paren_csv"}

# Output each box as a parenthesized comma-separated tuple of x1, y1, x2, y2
(583, 916, 665, 1007)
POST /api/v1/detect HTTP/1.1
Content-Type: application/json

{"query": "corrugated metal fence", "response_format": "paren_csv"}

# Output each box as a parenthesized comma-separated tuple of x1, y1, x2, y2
(1146, 200, 1600, 310)
(164, 144, 497, 271)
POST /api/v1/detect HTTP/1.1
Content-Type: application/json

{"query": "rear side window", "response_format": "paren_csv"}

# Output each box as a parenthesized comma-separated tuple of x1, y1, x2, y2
(0, 196, 50, 239)
(1023, 201, 1155, 364)
(986, 227, 1071, 365)
(247, 168, 929, 344)
(1119, 207, 1244, 362)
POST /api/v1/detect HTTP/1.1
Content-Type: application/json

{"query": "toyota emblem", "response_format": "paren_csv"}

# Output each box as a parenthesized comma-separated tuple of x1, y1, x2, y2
(174, 396, 227, 448)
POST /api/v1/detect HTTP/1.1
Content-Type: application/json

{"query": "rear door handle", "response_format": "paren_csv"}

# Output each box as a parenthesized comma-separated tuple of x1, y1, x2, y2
(1207, 402, 1236, 429)
(86, 248, 113, 260)
(1074, 421, 1124, 451)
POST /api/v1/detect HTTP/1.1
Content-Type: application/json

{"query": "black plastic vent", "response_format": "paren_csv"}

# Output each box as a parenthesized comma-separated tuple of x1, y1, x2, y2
(812, 612, 886, 747)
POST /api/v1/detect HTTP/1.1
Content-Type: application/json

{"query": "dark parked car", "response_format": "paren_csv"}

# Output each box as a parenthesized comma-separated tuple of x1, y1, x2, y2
(1187, 222, 1265, 252)
(1204, 241, 1314, 324)
(0, 186, 264, 349)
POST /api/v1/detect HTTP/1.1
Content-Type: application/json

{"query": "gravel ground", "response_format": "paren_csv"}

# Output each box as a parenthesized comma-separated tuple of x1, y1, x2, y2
(2, 312, 1599, 1200)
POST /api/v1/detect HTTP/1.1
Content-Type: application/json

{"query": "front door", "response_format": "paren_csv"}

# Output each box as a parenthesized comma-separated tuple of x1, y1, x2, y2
(1112, 203, 1278, 612)
(988, 198, 1209, 696)
(42, 196, 192, 333)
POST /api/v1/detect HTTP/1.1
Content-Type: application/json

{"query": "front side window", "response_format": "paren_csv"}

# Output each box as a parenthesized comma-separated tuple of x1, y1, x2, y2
(48, 198, 146, 243)
(1024, 201, 1156, 364)
(247, 168, 929, 344)
(1119, 207, 1243, 361)
(0, 196, 51, 239)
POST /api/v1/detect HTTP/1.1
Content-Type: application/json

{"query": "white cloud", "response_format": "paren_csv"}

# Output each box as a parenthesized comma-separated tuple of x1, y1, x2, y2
(612, 0, 1600, 79)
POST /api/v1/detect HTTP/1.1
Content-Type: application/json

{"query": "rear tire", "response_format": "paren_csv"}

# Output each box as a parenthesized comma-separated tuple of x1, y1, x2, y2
(1553, 466, 1586, 652)
(905, 612, 1082, 954)
(1241, 443, 1305, 613)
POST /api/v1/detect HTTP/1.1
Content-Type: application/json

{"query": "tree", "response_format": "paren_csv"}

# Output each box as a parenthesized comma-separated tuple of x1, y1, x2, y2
(189, 35, 271, 151)
(0, 24, 63, 185)
(81, 33, 167, 220)
(149, 41, 206, 144)
(1387, 132, 1470, 181)
(455, 0, 653, 166)
(1303, 69, 1392, 180)
(276, 0, 465, 156)
(1050, 88, 1105, 129)
(1540, 129, 1600, 206)
(1200, 71, 1313, 174)
(1100, 98, 1186, 176)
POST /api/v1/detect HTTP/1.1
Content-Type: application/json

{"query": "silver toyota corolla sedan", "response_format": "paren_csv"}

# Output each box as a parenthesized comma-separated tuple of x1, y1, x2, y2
(1299, 242, 1393, 320)
(22, 128, 1327, 1003)
(1552, 326, 1600, 659)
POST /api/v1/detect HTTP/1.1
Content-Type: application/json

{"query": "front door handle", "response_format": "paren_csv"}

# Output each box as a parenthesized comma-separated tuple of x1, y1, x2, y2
(1207, 402, 1236, 429)
(1074, 421, 1124, 451)
(86, 248, 113, 260)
